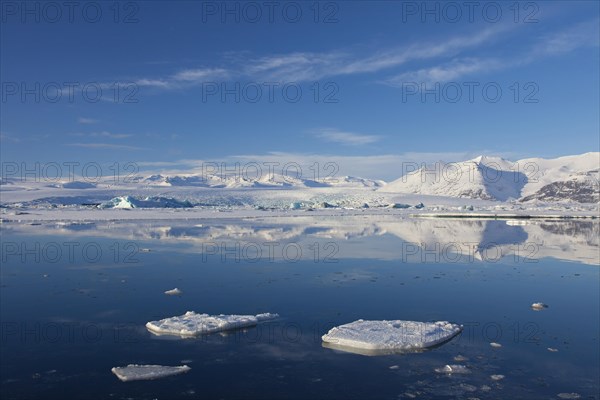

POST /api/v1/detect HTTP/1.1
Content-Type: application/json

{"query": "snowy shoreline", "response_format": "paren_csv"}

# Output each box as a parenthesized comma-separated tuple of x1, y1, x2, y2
(1, 206, 598, 223)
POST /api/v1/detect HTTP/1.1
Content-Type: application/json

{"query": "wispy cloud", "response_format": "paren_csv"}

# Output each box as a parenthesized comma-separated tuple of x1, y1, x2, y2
(77, 117, 99, 124)
(534, 18, 600, 56)
(386, 19, 600, 86)
(339, 25, 508, 76)
(70, 131, 133, 139)
(119, 18, 597, 92)
(127, 24, 511, 88)
(67, 143, 145, 150)
(0, 132, 21, 143)
(386, 58, 502, 86)
(314, 128, 381, 146)
(134, 68, 229, 89)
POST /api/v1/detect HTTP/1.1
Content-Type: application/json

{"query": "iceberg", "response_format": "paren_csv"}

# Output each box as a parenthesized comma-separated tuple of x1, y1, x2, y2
(146, 311, 279, 337)
(321, 319, 462, 355)
(111, 364, 190, 382)
(98, 196, 194, 209)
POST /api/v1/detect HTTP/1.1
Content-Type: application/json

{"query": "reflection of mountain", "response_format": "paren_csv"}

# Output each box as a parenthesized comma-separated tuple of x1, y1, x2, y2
(3, 218, 598, 265)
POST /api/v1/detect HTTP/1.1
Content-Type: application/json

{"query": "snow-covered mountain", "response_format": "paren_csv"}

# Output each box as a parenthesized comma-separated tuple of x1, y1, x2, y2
(135, 173, 384, 189)
(381, 153, 599, 203)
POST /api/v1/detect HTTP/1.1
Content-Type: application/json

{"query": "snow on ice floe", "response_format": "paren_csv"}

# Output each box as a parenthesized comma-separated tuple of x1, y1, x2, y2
(146, 311, 279, 337)
(321, 320, 462, 355)
(531, 302, 548, 311)
(111, 364, 190, 382)
(164, 288, 182, 295)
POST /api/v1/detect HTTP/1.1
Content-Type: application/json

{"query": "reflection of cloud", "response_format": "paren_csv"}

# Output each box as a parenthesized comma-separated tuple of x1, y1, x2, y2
(3, 218, 598, 265)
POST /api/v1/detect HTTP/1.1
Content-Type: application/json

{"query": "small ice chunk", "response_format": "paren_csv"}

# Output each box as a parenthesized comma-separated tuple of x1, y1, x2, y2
(490, 342, 502, 348)
(111, 364, 190, 382)
(146, 311, 279, 337)
(557, 393, 581, 399)
(531, 302, 548, 311)
(459, 383, 477, 392)
(434, 364, 470, 374)
(389, 365, 399, 370)
(164, 288, 182, 296)
(454, 355, 468, 362)
(321, 320, 462, 355)
(547, 347, 559, 352)
(490, 374, 505, 381)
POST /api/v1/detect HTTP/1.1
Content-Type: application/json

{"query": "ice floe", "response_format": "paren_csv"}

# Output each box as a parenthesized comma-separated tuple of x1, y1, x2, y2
(434, 364, 470, 374)
(531, 302, 548, 311)
(321, 319, 462, 355)
(111, 364, 190, 382)
(146, 311, 279, 337)
(557, 393, 581, 399)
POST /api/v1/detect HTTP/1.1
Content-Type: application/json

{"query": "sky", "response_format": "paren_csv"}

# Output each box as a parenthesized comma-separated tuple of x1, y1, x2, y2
(1, 0, 599, 180)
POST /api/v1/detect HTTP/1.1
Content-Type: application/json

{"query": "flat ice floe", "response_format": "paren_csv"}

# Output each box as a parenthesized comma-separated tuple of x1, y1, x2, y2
(146, 311, 279, 337)
(434, 364, 470, 374)
(531, 302, 548, 311)
(321, 319, 462, 355)
(111, 364, 190, 381)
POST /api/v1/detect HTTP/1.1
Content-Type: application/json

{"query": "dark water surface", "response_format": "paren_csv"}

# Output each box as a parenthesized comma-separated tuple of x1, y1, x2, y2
(1, 218, 598, 399)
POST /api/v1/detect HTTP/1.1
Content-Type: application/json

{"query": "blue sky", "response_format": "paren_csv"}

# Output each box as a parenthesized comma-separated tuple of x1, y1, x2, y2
(1, 0, 599, 180)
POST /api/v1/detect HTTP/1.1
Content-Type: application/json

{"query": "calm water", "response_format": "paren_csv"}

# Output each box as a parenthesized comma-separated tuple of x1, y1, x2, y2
(1, 217, 599, 399)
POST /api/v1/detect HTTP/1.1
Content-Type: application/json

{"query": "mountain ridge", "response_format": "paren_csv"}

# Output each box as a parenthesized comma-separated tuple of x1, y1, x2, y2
(380, 152, 599, 203)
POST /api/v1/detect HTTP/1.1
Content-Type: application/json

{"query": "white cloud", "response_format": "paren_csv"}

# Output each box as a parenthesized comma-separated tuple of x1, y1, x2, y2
(313, 128, 381, 146)
(70, 131, 133, 139)
(77, 117, 99, 124)
(386, 19, 600, 87)
(172, 68, 229, 82)
(90, 131, 132, 139)
(535, 18, 600, 56)
(386, 58, 502, 86)
(127, 24, 510, 87)
(67, 143, 145, 150)
(116, 18, 597, 91)
(0, 132, 21, 143)
(134, 68, 229, 89)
